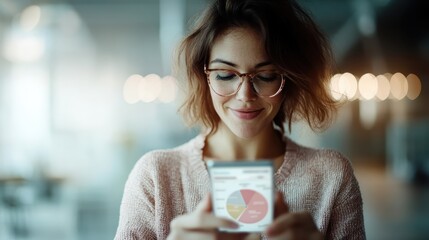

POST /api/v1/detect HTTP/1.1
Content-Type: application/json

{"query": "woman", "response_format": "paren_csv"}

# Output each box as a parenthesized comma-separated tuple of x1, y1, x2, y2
(115, 0, 365, 239)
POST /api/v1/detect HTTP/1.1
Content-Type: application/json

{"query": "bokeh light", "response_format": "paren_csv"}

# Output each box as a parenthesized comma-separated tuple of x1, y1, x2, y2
(375, 74, 390, 100)
(406, 73, 422, 100)
(3, 33, 45, 62)
(330, 72, 422, 102)
(329, 73, 342, 100)
(358, 73, 378, 100)
(139, 74, 162, 103)
(390, 72, 408, 100)
(123, 74, 143, 104)
(158, 75, 177, 103)
(20, 5, 41, 31)
(338, 72, 358, 100)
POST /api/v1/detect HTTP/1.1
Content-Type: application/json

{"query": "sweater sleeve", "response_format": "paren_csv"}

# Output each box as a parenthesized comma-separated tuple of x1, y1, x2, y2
(326, 156, 366, 240)
(114, 155, 157, 240)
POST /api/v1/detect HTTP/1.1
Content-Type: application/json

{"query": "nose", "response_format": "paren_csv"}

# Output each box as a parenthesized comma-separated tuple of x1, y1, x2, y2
(236, 78, 257, 102)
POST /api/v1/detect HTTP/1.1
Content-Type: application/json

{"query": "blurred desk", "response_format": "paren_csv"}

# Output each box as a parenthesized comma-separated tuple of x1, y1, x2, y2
(39, 175, 67, 200)
(0, 174, 67, 237)
(0, 175, 29, 204)
(0, 175, 30, 236)
(0, 176, 28, 185)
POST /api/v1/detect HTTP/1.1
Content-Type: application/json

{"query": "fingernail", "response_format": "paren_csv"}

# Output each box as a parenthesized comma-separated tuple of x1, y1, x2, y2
(265, 227, 273, 236)
(229, 222, 239, 228)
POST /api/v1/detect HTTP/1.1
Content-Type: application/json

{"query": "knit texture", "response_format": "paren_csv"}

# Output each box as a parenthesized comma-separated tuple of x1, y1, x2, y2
(114, 134, 366, 239)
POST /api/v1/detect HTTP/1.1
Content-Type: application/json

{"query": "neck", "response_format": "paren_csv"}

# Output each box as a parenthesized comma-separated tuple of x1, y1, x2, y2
(204, 123, 285, 161)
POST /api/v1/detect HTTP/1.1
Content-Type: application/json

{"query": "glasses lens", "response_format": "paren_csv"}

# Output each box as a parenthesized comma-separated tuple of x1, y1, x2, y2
(207, 69, 284, 97)
(252, 71, 283, 97)
(208, 70, 241, 96)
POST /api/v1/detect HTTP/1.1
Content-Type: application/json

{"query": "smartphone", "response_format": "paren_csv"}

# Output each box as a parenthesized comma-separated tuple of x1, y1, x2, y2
(207, 160, 274, 232)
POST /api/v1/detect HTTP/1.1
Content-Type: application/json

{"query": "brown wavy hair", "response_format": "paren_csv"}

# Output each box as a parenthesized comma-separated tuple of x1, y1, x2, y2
(175, 0, 338, 135)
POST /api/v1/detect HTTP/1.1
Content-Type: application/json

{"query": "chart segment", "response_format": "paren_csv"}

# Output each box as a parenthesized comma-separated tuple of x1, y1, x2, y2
(226, 189, 268, 224)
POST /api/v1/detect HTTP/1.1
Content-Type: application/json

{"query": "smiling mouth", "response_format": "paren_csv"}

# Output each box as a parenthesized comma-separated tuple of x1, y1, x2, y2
(230, 109, 263, 120)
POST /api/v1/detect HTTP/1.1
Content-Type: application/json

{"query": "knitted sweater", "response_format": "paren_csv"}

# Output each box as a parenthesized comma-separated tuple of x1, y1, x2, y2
(114, 134, 365, 239)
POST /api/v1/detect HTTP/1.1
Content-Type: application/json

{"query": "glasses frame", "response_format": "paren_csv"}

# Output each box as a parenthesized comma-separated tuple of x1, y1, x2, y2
(204, 65, 285, 98)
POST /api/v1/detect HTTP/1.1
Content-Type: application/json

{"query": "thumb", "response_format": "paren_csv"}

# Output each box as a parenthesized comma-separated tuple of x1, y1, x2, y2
(274, 191, 289, 217)
(196, 192, 213, 213)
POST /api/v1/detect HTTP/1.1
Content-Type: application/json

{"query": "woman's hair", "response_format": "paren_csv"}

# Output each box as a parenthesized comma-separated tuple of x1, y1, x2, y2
(176, 0, 338, 135)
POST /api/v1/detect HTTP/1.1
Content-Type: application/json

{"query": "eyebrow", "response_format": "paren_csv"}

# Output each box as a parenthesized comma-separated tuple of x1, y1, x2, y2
(209, 59, 272, 68)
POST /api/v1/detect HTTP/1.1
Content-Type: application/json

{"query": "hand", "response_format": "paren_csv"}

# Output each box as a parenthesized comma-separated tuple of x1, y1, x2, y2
(167, 193, 253, 240)
(265, 192, 323, 240)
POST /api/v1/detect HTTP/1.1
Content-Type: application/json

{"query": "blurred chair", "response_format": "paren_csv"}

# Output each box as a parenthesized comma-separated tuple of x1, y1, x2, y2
(387, 119, 429, 184)
(0, 176, 33, 237)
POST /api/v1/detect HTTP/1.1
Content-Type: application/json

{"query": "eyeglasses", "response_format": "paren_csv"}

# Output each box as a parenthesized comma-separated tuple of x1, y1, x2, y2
(204, 65, 285, 97)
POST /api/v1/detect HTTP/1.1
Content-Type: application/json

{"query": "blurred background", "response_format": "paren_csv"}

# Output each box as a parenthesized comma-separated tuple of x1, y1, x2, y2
(0, 0, 428, 239)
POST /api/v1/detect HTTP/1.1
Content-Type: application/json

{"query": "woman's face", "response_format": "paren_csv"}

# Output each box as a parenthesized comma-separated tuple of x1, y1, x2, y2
(208, 27, 284, 139)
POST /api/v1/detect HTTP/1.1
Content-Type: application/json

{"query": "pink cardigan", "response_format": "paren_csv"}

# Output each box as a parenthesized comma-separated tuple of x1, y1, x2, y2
(115, 134, 366, 239)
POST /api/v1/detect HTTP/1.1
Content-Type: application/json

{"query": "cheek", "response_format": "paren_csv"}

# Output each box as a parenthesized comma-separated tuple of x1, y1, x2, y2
(267, 96, 284, 113)
(210, 88, 228, 102)
(210, 91, 226, 112)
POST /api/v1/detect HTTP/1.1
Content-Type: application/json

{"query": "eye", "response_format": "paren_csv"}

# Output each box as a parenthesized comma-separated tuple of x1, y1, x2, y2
(213, 70, 238, 81)
(255, 72, 281, 82)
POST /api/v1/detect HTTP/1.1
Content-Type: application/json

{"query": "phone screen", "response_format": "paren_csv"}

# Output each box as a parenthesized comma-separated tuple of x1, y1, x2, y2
(207, 160, 274, 232)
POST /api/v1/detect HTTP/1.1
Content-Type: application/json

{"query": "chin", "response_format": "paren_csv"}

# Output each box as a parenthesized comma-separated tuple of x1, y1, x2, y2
(230, 125, 261, 139)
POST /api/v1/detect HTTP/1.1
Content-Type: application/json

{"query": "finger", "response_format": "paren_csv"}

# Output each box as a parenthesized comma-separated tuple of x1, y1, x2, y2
(269, 229, 323, 240)
(196, 193, 212, 213)
(266, 212, 317, 237)
(167, 228, 216, 240)
(243, 233, 260, 240)
(171, 213, 238, 230)
(195, 193, 238, 229)
(266, 230, 306, 240)
(310, 231, 324, 240)
(217, 232, 251, 240)
(274, 191, 289, 217)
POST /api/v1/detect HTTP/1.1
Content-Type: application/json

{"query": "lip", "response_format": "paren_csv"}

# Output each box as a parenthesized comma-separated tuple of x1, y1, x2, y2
(230, 108, 264, 120)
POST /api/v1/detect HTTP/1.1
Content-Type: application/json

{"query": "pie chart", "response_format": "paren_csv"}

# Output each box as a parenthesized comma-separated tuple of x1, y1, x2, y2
(226, 189, 268, 224)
